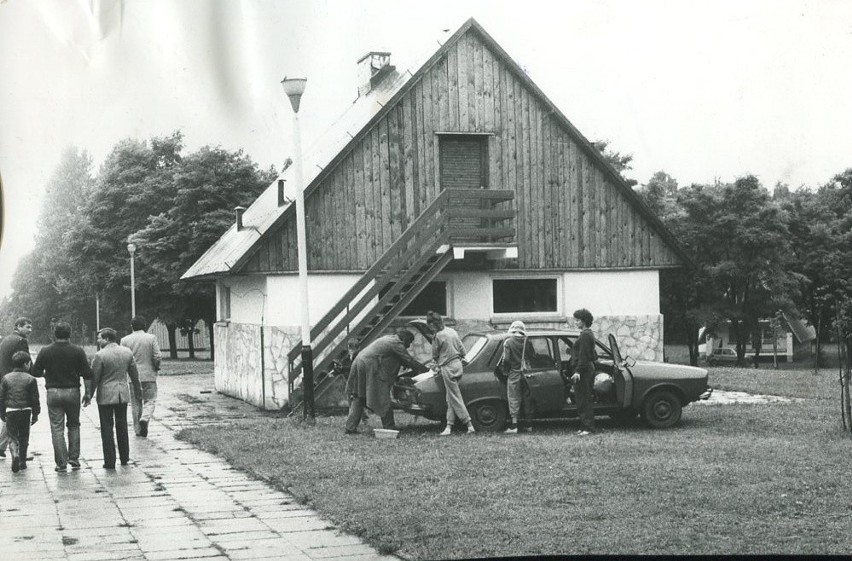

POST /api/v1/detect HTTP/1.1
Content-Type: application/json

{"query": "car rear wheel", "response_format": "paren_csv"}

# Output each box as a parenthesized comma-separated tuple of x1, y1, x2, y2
(469, 400, 508, 432)
(641, 390, 682, 429)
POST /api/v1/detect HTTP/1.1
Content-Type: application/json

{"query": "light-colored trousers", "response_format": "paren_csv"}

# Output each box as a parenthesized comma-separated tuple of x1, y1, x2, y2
(506, 369, 524, 419)
(131, 381, 158, 434)
(0, 418, 8, 451)
(440, 361, 471, 424)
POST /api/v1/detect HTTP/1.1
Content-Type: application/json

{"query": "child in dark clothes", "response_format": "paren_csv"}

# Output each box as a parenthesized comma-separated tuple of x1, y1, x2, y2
(0, 350, 40, 472)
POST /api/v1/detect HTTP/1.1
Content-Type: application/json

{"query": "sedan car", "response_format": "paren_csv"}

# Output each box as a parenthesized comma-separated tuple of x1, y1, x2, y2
(392, 325, 712, 431)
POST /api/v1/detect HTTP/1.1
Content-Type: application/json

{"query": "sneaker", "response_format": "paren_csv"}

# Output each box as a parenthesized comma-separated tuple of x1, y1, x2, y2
(521, 426, 533, 433)
(68, 460, 80, 469)
(576, 430, 591, 436)
(138, 420, 149, 437)
(466, 424, 476, 434)
(439, 426, 452, 436)
(11, 456, 19, 473)
(55, 465, 67, 472)
(504, 426, 518, 434)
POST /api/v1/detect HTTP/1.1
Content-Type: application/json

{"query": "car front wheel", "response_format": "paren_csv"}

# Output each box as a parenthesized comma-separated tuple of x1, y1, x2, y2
(642, 390, 682, 429)
(469, 400, 508, 432)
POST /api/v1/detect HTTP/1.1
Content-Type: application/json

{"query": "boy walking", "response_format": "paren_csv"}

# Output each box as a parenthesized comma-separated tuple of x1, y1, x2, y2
(0, 351, 40, 472)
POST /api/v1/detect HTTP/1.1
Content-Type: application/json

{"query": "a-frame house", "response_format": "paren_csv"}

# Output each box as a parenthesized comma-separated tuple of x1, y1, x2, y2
(182, 18, 689, 410)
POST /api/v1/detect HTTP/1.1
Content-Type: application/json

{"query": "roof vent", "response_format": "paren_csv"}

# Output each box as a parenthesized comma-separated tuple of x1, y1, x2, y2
(357, 51, 394, 97)
(234, 206, 246, 230)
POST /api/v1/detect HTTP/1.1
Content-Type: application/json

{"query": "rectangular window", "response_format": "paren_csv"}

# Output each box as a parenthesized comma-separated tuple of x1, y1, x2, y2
(220, 286, 231, 321)
(379, 281, 447, 316)
(492, 278, 557, 314)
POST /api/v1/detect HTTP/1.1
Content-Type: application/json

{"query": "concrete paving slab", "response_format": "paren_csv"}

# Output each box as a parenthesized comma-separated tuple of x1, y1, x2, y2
(0, 370, 396, 561)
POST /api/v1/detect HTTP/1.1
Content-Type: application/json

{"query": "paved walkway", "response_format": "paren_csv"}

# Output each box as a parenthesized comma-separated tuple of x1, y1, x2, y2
(0, 372, 396, 561)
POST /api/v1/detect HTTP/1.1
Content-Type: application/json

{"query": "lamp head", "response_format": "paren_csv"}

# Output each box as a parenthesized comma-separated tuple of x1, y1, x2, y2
(281, 77, 307, 113)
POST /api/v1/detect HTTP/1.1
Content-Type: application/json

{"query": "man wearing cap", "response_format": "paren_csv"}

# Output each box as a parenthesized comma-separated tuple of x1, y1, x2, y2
(501, 320, 534, 434)
(344, 329, 429, 433)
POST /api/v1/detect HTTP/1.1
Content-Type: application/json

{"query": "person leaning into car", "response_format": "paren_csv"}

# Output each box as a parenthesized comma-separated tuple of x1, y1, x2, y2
(426, 311, 475, 436)
(343, 329, 429, 434)
(570, 308, 598, 435)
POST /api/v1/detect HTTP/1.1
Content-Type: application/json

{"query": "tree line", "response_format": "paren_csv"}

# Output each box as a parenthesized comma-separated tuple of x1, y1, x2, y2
(0, 132, 275, 355)
(2, 134, 850, 367)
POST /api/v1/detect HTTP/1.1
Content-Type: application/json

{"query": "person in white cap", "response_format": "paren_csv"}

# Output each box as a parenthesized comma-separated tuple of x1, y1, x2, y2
(501, 320, 533, 434)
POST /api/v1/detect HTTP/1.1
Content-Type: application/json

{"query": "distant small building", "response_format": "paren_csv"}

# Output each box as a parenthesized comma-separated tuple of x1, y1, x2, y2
(702, 313, 816, 362)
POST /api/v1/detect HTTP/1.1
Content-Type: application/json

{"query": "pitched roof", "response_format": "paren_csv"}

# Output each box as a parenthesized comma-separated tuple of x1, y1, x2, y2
(782, 312, 817, 343)
(183, 17, 692, 281)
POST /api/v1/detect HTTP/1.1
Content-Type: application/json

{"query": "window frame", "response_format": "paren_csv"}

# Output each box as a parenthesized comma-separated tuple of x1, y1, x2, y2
(489, 275, 562, 320)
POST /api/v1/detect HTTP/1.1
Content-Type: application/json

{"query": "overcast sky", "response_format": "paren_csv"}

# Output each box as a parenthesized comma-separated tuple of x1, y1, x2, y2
(1, 0, 851, 302)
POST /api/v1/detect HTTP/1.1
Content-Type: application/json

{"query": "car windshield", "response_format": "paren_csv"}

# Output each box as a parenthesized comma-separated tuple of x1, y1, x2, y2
(462, 334, 488, 363)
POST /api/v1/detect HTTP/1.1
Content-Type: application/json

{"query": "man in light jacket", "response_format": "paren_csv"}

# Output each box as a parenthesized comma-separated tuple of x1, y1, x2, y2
(84, 328, 141, 469)
(120, 316, 161, 437)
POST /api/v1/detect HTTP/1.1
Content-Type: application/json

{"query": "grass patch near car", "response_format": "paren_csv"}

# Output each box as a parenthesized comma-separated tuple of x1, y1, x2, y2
(177, 366, 852, 558)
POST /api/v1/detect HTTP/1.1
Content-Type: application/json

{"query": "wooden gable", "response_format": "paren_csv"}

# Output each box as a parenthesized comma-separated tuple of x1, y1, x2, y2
(241, 20, 683, 275)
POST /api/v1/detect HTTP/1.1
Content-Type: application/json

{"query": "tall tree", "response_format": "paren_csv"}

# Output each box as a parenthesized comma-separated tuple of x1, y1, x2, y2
(131, 145, 275, 357)
(67, 132, 184, 332)
(1, 147, 95, 342)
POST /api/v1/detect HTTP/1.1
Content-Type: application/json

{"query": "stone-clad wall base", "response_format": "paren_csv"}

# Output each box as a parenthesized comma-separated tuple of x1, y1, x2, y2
(595, 315, 664, 362)
(215, 322, 299, 410)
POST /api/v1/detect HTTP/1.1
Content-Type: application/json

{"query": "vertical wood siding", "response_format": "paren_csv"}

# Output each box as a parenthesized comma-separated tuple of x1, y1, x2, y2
(241, 29, 680, 274)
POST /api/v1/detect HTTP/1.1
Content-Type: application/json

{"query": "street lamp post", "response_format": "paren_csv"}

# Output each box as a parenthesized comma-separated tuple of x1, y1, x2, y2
(281, 76, 314, 421)
(127, 241, 137, 318)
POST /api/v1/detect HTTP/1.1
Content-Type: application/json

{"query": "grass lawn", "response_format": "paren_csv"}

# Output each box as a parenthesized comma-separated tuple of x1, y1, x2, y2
(177, 366, 852, 558)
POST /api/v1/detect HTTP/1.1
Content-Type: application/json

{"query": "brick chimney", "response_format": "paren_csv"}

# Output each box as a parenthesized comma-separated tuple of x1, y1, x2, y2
(357, 51, 394, 97)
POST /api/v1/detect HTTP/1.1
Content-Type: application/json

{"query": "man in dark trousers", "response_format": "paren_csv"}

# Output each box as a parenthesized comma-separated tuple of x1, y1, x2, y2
(0, 317, 32, 458)
(344, 330, 428, 433)
(84, 328, 142, 469)
(570, 308, 599, 435)
(33, 321, 92, 471)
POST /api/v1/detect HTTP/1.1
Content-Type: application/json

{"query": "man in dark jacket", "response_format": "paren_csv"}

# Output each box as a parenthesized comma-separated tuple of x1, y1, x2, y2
(0, 317, 32, 458)
(570, 308, 598, 435)
(0, 351, 40, 472)
(344, 330, 428, 433)
(33, 321, 92, 471)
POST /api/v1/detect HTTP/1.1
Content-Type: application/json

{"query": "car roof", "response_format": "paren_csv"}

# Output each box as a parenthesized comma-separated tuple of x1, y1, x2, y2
(468, 328, 582, 339)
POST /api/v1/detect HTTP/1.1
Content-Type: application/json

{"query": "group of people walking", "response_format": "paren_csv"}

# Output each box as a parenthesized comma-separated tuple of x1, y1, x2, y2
(339, 307, 600, 436)
(0, 316, 161, 473)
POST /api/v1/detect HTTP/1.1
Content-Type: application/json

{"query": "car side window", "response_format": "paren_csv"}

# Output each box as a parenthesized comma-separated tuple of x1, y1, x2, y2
(527, 337, 555, 369)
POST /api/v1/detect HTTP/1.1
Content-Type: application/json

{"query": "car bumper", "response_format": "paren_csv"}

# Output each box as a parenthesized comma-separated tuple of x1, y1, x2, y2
(698, 388, 713, 400)
(392, 400, 429, 414)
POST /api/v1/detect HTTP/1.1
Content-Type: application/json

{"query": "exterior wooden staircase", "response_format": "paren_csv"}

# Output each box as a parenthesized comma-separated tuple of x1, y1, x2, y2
(286, 188, 515, 414)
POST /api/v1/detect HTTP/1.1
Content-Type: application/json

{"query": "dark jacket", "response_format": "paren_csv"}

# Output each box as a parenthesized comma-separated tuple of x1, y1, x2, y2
(0, 332, 30, 377)
(33, 341, 92, 389)
(572, 328, 597, 378)
(0, 368, 40, 419)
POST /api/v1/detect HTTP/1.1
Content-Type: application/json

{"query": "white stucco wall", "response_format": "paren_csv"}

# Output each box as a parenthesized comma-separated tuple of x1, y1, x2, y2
(217, 276, 267, 324)
(265, 273, 363, 327)
(445, 269, 659, 320)
(562, 270, 659, 316)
